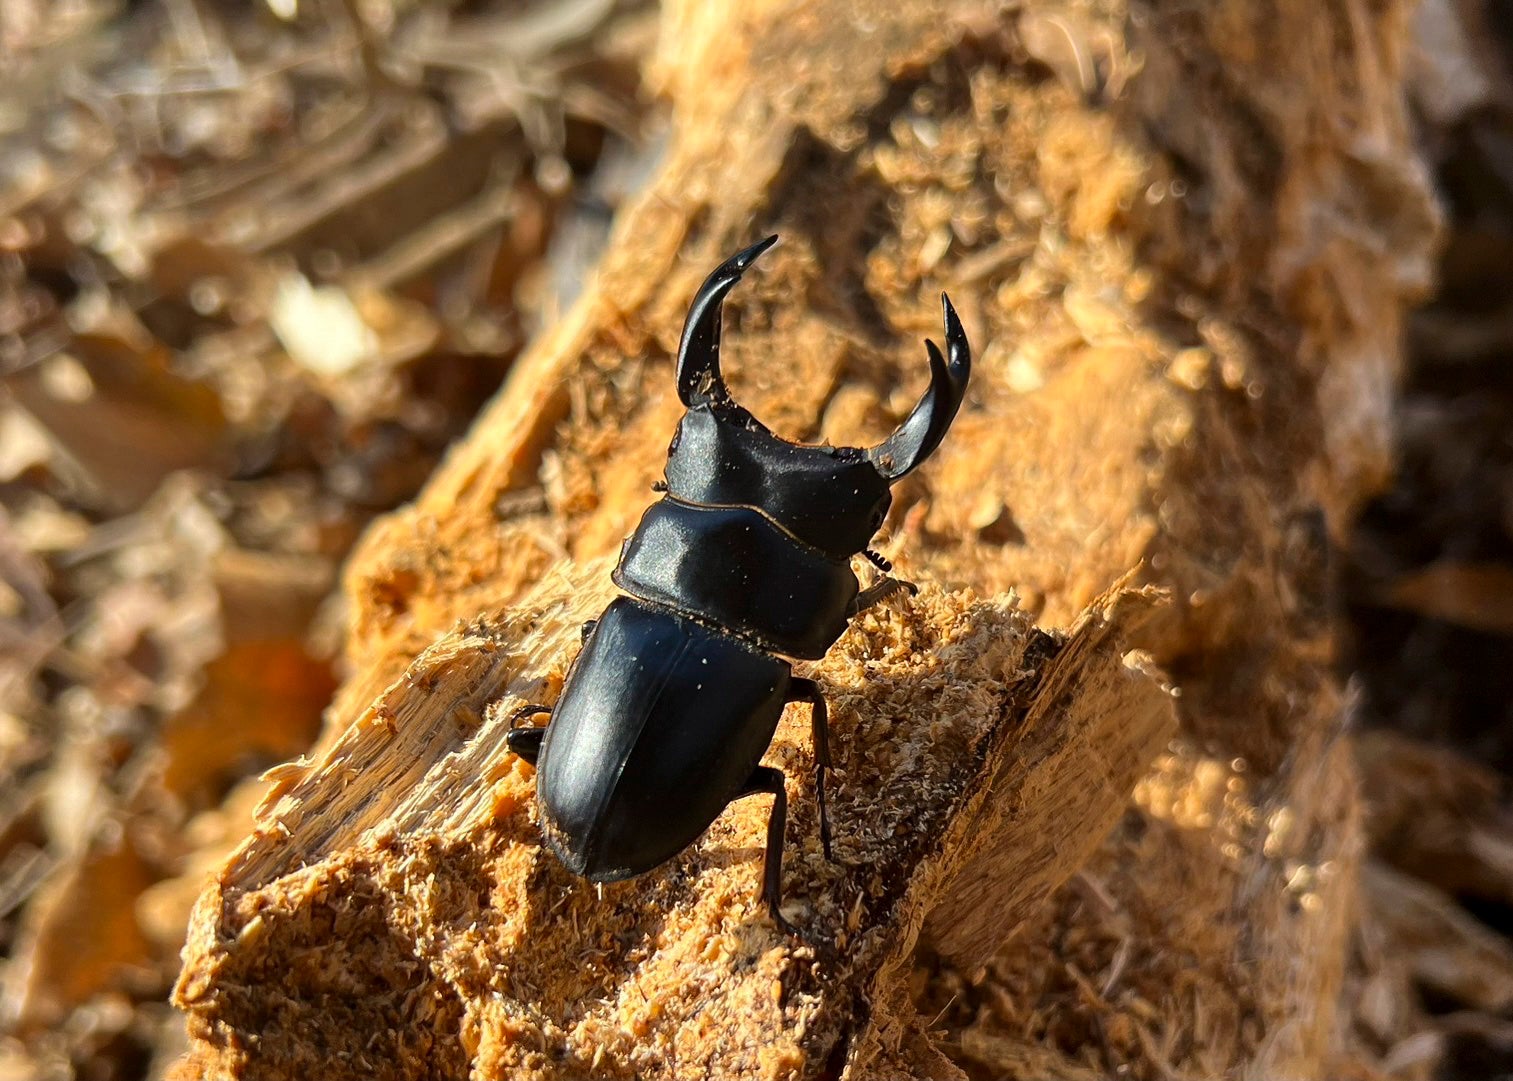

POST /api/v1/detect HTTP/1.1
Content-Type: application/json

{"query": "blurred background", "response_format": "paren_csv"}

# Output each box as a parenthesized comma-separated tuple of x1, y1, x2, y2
(0, 1, 1511, 1079)
(0, 1, 656, 1075)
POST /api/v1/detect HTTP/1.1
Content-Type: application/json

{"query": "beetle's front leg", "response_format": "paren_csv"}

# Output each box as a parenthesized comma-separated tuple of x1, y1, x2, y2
(504, 704, 552, 765)
(847, 576, 918, 616)
(738, 765, 800, 937)
(787, 678, 834, 861)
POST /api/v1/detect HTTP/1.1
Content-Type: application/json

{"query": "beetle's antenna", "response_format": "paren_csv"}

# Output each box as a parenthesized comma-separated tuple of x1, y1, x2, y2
(676, 234, 779, 408)
(867, 294, 971, 480)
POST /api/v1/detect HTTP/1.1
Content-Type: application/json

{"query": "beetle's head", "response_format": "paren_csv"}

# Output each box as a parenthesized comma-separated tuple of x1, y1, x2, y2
(663, 235, 971, 560)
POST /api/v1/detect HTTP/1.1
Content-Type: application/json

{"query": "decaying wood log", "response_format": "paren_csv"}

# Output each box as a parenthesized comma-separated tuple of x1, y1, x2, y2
(171, 0, 1438, 1077)
(173, 564, 1171, 1079)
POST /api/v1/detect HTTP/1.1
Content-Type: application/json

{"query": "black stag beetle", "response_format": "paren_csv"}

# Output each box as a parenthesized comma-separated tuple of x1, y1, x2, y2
(505, 235, 970, 934)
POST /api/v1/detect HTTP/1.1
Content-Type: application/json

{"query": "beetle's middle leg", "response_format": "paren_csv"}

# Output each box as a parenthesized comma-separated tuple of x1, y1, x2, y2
(787, 678, 833, 861)
(737, 765, 799, 936)
(505, 703, 552, 765)
(506, 622, 594, 767)
(847, 576, 918, 616)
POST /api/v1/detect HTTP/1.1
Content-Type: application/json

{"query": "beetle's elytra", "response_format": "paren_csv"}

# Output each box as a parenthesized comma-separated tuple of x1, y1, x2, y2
(506, 235, 971, 934)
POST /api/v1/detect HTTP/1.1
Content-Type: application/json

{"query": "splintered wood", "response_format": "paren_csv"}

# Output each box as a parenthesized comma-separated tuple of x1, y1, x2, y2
(174, 566, 1170, 1080)
(172, 0, 1436, 1077)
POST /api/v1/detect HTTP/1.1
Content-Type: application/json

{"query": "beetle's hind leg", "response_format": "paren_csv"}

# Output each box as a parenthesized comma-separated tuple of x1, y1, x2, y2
(787, 678, 834, 861)
(504, 703, 552, 765)
(738, 765, 800, 937)
(847, 575, 918, 616)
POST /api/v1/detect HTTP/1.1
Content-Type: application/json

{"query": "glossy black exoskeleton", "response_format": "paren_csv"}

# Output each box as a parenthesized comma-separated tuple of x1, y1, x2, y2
(505, 235, 970, 933)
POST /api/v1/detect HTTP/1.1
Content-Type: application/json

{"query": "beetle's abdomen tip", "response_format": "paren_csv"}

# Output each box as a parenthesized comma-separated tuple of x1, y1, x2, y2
(539, 815, 587, 872)
(540, 824, 640, 884)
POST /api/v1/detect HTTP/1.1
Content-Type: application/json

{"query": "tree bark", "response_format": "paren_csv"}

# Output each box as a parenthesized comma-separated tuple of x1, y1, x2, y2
(172, 0, 1437, 1077)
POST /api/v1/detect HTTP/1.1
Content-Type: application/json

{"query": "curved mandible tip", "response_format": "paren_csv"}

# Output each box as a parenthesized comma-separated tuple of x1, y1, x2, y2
(867, 293, 971, 480)
(676, 234, 780, 407)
